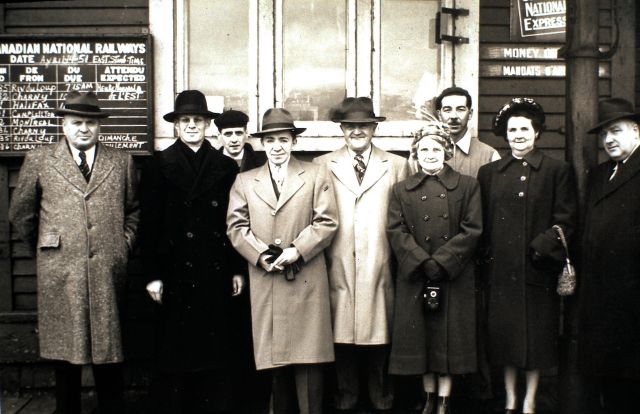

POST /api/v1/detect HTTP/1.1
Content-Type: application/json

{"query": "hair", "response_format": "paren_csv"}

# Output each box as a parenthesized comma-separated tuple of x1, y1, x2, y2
(435, 86, 472, 110)
(410, 122, 454, 161)
(506, 110, 544, 133)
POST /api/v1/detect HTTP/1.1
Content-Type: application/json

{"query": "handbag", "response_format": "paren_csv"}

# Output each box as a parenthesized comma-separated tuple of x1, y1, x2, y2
(553, 225, 576, 296)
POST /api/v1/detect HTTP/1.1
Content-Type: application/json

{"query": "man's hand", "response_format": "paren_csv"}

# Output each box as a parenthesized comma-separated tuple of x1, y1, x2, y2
(258, 253, 274, 272)
(232, 275, 245, 296)
(146, 280, 163, 304)
(271, 247, 301, 270)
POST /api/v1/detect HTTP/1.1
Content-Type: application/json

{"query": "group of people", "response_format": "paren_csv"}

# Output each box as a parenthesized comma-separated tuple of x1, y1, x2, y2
(7, 86, 640, 414)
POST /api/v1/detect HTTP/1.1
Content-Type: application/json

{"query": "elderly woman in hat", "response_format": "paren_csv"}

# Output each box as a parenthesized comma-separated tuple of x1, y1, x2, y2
(477, 98, 577, 414)
(387, 122, 482, 414)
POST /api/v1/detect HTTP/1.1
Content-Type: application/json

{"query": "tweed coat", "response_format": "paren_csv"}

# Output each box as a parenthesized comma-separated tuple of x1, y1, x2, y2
(477, 149, 577, 369)
(314, 145, 409, 345)
(9, 139, 139, 364)
(139, 140, 245, 373)
(387, 167, 482, 375)
(227, 156, 338, 370)
(578, 149, 640, 379)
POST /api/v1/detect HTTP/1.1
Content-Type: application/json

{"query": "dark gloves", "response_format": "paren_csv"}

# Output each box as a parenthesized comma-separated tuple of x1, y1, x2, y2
(422, 259, 446, 282)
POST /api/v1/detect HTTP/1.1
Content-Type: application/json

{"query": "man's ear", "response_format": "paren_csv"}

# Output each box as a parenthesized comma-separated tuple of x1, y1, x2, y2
(292, 137, 298, 146)
(468, 107, 474, 120)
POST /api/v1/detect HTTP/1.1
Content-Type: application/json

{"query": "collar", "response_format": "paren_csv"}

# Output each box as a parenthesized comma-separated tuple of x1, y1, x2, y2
(454, 129, 472, 155)
(347, 144, 372, 165)
(68, 143, 96, 169)
(223, 147, 245, 161)
(269, 158, 289, 176)
(405, 164, 460, 191)
(496, 148, 543, 172)
(621, 142, 640, 164)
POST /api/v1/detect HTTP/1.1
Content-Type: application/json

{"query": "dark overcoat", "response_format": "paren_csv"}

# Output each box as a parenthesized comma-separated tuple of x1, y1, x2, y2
(578, 149, 640, 379)
(9, 139, 139, 364)
(477, 149, 577, 369)
(387, 166, 482, 375)
(139, 139, 245, 373)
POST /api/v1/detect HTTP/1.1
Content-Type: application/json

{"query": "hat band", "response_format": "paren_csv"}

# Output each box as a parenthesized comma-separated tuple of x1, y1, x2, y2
(63, 103, 101, 113)
(341, 110, 378, 120)
(600, 111, 637, 121)
(175, 103, 210, 113)
(261, 122, 296, 130)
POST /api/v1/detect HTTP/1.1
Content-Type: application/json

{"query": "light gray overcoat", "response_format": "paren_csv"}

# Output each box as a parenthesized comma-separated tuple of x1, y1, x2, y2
(9, 139, 139, 364)
(227, 156, 338, 370)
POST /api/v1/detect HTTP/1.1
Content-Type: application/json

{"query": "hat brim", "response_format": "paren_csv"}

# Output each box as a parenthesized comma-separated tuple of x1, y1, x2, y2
(588, 113, 640, 134)
(251, 127, 307, 137)
(163, 110, 220, 122)
(54, 108, 110, 118)
(331, 116, 386, 123)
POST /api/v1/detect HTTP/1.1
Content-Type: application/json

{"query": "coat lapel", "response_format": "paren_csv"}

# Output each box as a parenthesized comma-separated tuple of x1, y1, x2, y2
(276, 157, 305, 211)
(328, 146, 361, 196)
(253, 163, 278, 210)
(85, 143, 115, 197)
(50, 139, 89, 193)
(189, 141, 228, 200)
(359, 146, 390, 195)
(159, 141, 198, 195)
(598, 149, 640, 202)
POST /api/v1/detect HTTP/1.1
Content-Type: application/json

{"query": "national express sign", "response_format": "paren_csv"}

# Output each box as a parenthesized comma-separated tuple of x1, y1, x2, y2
(511, 0, 566, 41)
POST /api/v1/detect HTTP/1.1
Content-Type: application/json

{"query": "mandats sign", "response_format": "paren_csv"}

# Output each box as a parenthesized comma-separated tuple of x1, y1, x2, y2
(511, 0, 566, 41)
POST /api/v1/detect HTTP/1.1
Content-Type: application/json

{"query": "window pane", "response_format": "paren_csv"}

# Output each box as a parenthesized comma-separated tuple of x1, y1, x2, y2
(188, 0, 249, 112)
(283, 0, 346, 121)
(381, 0, 440, 121)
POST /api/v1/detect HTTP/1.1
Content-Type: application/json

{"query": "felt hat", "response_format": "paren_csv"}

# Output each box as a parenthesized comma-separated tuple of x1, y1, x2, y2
(330, 97, 386, 123)
(163, 90, 219, 122)
(493, 97, 545, 137)
(251, 108, 306, 137)
(588, 98, 640, 133)
(214, 109, 249, 130)
(54, 91, 110, 118)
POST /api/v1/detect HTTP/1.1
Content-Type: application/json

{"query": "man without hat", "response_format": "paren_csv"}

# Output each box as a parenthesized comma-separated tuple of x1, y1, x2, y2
(9, 90, 139, 413)
(215, 109, 266, 172)
(227, 108, 338, 414)
(577, 97, 640, 414)
(315, 97, 409, 412)
(139, 90, 246, 413)
(430, 86, 500, 177)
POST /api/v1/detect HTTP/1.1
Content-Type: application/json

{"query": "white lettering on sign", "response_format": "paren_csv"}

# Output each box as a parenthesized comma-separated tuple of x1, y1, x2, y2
(524, 0, 566, 17)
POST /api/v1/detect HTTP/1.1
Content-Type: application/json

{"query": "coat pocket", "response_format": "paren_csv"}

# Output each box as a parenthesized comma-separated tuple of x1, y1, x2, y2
(37, 233, 60, 249)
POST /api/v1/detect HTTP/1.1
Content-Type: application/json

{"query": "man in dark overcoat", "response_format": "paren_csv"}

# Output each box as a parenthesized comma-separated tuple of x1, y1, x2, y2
(9, 91, 139, 414)
(578, 98, 640, 414)
(140, 90, 246, 413)
(215, 109, 266, 172)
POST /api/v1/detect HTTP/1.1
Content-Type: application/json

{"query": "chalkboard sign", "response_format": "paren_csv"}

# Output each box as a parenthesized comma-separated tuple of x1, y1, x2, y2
(0, 34, 153, 155)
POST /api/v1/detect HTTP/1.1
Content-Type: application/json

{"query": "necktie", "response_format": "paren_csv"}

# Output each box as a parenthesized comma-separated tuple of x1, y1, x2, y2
(275, 165, 284, 192)
(79, 151, 91, 181)
(354, 154, 366, 184)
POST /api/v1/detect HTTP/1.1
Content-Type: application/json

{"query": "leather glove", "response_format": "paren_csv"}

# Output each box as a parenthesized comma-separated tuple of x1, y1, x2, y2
(422, 259, 446, 282)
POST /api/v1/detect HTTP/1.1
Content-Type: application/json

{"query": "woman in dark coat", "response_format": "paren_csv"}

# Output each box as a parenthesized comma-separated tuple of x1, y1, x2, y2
(477, 98, 577, 414)
(387, 122, 483, 414)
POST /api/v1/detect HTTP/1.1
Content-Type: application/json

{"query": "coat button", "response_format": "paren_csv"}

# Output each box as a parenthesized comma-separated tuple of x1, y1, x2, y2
(274, 238, 282, 245)
(185, 261, 193, 268)
(439, 193, 446, 199)
(518, 191, 525, 197)
(520, 176, 527, 181)
(186, 232, 194, 239)
(522, 161, 528, 167)
(442, 213, 449, 219)
(442, 234, 449, 240)
(87, 223, 92, 229)
(424, 236, 431, 242)
(423, 215, 430, 221)
(271, 210, 276, 216)
(421, 195, 427, 201)
(211, 200, 219, 207)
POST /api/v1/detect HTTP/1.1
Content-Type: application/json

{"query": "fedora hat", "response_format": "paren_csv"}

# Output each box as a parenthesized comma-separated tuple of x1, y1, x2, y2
(330, 97, 386, 123)
(163, 90, 220, 122)
(251, 108, 306, 137)
(493, 97, 545, 137)
(588, 98, 640, 133)
(54, 91, 109, 118)
(214, 109, 249, 130)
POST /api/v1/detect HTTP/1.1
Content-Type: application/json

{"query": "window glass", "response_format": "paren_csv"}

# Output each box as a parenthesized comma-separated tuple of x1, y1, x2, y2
(283, 0, 346, 121)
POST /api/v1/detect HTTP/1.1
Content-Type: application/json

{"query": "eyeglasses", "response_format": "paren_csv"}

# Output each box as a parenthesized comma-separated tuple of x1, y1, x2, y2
(222, 130, 246, 137)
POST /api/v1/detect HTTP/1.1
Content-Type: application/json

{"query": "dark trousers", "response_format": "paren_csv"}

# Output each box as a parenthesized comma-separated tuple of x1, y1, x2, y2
(601, 376, 640, 414)
(54, 361, 124, 414)
(272, 364, 324, 414)
(333, 344, 394, 410)
(148, 369, 233, 414)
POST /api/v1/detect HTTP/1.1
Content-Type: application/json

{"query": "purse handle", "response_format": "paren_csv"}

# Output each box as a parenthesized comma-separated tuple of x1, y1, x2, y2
(552, 225, 571, 265)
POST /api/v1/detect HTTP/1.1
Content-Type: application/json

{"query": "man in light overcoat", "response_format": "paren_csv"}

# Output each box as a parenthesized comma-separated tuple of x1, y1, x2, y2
(227, 108, 338, 414)
(315, 97, 409, 412)
(9, 91, 139, 414)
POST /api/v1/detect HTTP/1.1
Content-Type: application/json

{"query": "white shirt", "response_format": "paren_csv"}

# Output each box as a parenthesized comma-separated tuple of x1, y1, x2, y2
(68, 144, 96, 171)
(455, 129, 501, 162)
(269, 159, 289, 191)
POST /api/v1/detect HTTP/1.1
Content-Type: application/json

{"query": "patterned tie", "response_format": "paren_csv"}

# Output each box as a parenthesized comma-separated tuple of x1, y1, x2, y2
(354, 154, 366, 184)
(79, 151, 91, 181)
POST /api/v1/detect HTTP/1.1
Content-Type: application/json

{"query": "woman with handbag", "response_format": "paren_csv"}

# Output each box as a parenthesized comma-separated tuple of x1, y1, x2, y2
(387, 122, 483, 414)
(477, 98, 577, 414)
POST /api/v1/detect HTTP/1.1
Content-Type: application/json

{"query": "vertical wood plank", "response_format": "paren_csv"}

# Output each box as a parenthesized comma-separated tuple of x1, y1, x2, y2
(0, 163, 12, 311)
(611, 0, 635, 102)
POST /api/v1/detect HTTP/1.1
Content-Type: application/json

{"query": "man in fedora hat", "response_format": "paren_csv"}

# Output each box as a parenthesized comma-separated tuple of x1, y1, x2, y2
(315, 97, 409, 412)
(227, 108, 338, 414)
(10, 90, 139, 414)
(215, 109, 266, 172)
(577, 97, 640, 413)
(139, 90, 246, 413)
